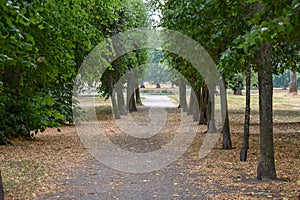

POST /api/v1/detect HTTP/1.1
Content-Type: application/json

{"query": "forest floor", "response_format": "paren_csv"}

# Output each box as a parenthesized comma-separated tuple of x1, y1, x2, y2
(0, 90, 300, 199)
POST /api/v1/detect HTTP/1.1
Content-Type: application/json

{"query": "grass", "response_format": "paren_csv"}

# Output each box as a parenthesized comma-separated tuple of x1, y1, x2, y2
(226, 90, 300, 123)
(167, 89, 300, 123)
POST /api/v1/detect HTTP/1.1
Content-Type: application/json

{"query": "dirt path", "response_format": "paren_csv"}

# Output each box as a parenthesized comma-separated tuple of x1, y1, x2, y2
(141, 94, 177, 108)
(38, 95, 300, 199)
(41, 157, 210, 200)
(41, 95, 212, 199)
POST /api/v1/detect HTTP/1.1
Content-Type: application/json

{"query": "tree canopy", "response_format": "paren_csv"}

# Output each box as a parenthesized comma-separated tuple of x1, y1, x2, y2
(151, 0, 299, 180)
(0, 0, 148, 139)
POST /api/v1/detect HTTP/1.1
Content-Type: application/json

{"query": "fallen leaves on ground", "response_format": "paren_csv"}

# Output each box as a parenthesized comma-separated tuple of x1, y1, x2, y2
(0, 104, 299, 199)
(0, 126, 93, 199)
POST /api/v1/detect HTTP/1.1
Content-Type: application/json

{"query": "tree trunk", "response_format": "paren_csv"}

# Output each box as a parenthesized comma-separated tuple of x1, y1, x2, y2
(257, 42, 277, 181)
(233, 88, 242, 95)
(116, 82, 127, 115)
(0, 171, 4, 200)
(107, 71, 120, 119)
(199, 86, 208, 125)
(130, 93, 137, 112)
(220, 79, 232, 149)
(240, 63, 251, 161)
(135, 83, 143, 105)
(127, 72, 137, 112)
(289, 71, 298, 94)
(187, 87, 195, 115)
(178, 78, 188, 112)
(193, 87, 200, 122)
(207, 87, 217, 133)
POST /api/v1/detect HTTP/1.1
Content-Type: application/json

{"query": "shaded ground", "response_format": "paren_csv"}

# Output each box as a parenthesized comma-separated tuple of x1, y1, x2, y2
(1, 93, 300, 199)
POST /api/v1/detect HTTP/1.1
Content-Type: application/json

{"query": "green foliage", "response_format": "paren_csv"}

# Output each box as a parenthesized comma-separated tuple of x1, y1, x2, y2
(219, 0, 300, 75)
(97, 0, 150, 98)
(153, 0, 299, 86)
(0, 0, 149, 139)
(1, 0, 298, 140)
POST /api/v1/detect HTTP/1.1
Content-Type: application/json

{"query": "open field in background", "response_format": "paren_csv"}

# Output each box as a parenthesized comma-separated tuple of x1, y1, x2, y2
(164, 88, 300, 124)
(0, 89, 299, 199)
(227, 90, 300, 124)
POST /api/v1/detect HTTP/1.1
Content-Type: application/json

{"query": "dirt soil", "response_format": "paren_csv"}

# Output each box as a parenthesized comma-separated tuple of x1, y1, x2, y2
(1, 106, 300, 200)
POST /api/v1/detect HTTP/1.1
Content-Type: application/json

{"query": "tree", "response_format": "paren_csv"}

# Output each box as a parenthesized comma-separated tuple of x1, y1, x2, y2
(199, 86, 209, 125)
(273, 70, 290, 88)
(135, 82, 143, 105)
(97, 0, 149, 115)
(217, 0, 299, 180)
(178, 77, 188, 112)
(220, 79, 232, 149)
(127, 71, 138, 112)
(0, 0, 98, 139)
(240, 64, 251, 161)
(228, 73, 244, 95)
(154, 0, 234, 143)
(154, 0, 299, 180)
(107, 70, 121, 119)
(188, 87, 196, 115)
(116, 80, 127, 115)
(0, 0, 150, 141)
(257, 42, 277, 180)
(289, 71, 298, 94)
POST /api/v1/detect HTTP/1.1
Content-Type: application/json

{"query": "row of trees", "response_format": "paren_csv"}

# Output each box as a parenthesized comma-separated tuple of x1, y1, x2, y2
(224, 70, 299, 94)
(151, 0, 299, 181)
(1, 0, 299, 182)
(0, 0, 148, 142)
(273, 70, 299, 90)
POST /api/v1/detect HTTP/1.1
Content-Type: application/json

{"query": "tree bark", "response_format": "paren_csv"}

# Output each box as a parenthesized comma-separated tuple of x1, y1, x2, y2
(178, 78, 188, 112)
(107, 71, 120, 119)
(116, 82, 127, 115)
(233, 88, 242, 95)
(193, 87, 200, 121)
(127, 72, 137, 112)
(289, 71, 298, 94)
(220, 79, 232, 149)
(207, 87, 217, 133)
(240, 63, 251, 161)
(130, 94, 137, 112)
(257, 42, 277, 181)
(0, 171, 4, 200)
(199, 86, 208, 125)
(135, 83, 143, 105)
(187, 87, 195, 115)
